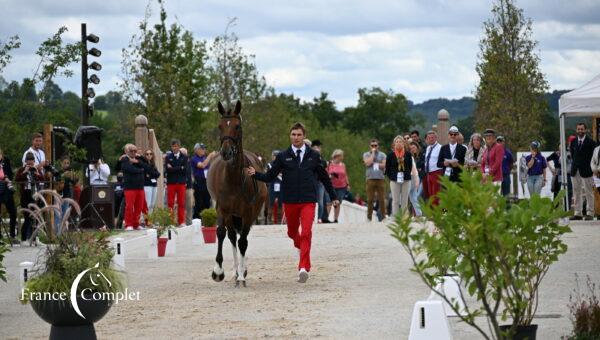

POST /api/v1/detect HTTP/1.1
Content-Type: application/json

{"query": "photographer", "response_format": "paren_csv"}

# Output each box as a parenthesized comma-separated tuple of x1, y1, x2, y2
(53, 156, 79, 235)
(87, 158, 110, 185)
(15, 152, 44, 244)
(0, 147, 18, 243)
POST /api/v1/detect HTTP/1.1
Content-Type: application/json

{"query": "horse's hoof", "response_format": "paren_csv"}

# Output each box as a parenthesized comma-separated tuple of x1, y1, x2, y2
(212, 271, 225, 282)
(235, 280, 247, 288)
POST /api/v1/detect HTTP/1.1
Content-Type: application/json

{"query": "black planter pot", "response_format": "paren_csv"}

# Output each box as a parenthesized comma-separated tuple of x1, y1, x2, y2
(30, 294, 113, 340)
(499, 324, 538, 340)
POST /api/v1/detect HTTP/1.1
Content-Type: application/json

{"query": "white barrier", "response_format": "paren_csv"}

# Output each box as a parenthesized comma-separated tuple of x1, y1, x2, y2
(191, 219, 203, 245)
(146, 229, 157, 259)
(408, 300, 453, 340)
(112, 237, 125, 270)
(165, 228, 177, 255)
(428, 275, 466, 317)
(19, 261, 34, 289)
(337, 201, 369, 224)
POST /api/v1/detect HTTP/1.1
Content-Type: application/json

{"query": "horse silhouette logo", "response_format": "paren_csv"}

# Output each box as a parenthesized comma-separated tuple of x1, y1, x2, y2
(70, 262, 112, 319)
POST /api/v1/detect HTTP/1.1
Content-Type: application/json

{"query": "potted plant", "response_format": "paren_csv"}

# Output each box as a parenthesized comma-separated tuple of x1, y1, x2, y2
(200, 208, 217, 243)
(389, 171, 571, 340)
(18, 191, 125, 340)
(146, 207, 176, 257)
(562, 274, 600, 339)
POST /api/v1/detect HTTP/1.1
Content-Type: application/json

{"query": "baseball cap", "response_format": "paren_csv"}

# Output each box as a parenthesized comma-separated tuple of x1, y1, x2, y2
(483, 129, 496, 136)
(448, 126, 459, 133)
(496, 135, 505, 142)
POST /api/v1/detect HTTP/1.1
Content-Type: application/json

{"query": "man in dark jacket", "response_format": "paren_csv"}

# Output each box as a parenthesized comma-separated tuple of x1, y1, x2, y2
(165, 139, 188, 227)
(0, 149, 18, 243)
(246, 123, 339, 283)
(121, 144, 149, 230)
(437, 126, 467, 183)
(569, 123, 597, 220)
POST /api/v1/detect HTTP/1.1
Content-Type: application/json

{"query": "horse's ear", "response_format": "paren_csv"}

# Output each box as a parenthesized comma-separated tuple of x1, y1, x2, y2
(234, 100, 242, 116)
(218, 101, 226, 116)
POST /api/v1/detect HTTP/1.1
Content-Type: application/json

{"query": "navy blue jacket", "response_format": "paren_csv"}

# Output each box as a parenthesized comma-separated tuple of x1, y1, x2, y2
(121, 156, 149, 190)
(165, 152, 188, 184)
(253, 145, 337, 204)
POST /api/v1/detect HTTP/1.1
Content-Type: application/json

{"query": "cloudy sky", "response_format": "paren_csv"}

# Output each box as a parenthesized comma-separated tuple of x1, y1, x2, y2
(1, 0, 600, 108)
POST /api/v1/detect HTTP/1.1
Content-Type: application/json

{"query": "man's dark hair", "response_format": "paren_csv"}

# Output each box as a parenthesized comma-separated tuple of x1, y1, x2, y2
(290, 122, 306, 135)
(170, 138, 181, 146)
(32, 132, 43, 140)
(576, 122, 587, 129)
(312, 139, 322, 147)
(410, 130, 420, 136)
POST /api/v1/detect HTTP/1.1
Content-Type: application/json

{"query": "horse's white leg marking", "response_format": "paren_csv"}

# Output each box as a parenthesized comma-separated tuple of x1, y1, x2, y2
(231, 244, 239, 278)
(237, 254, 246, 282)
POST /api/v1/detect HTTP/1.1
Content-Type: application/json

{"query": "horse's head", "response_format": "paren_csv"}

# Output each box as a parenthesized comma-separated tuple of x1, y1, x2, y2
(218, 100, 243, 161)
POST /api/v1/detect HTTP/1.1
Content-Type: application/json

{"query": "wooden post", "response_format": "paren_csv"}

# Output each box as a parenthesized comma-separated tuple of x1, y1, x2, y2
(43, 124, 54, 238)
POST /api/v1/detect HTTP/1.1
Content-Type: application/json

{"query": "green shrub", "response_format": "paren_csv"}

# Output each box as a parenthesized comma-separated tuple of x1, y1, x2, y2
(146, 207, 177, 237)
(389, 170, 571, 340)
(200, 208, 217, 227)
(0, 238, 8, 282)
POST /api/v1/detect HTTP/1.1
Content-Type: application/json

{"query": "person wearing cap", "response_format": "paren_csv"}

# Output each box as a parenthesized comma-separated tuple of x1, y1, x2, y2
(525, 141, 547, 196)
(423, 131, 443, 205)
(15, 152, 44, 243)
(437, 126, 467, 183)
(570, 123, 597, 220)
(191, 143, 217, 218)
(480, 129, 504, 185)
(497, 136, 515, 197)
(165, 139, 188, 227)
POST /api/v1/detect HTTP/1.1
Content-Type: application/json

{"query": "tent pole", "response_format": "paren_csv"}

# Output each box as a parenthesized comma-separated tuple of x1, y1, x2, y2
(559, 111, 569, 212)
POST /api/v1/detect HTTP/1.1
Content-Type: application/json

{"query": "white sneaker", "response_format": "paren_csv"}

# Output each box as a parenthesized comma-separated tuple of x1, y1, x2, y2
(125, 226, 134, 231)
(298, 268, 309, 283)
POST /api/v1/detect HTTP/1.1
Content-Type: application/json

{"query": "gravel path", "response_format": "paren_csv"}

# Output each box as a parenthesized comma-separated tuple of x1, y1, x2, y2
(1, 221, 599, 339)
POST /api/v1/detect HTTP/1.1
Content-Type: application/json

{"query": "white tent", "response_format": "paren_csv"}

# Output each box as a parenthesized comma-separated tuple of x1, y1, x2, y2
(558, 74, 600, 209)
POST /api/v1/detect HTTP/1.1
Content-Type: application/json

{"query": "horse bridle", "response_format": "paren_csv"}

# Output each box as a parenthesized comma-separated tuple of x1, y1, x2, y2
(219, 115, 258, 204)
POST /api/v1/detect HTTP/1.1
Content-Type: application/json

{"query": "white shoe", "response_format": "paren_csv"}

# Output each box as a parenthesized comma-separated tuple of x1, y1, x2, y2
(125, 226, 134, 231)
(298, 268, 309, 283)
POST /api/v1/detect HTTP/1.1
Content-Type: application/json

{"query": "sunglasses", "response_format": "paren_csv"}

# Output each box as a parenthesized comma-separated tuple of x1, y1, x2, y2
(370, 144, 378, 147)
(449, 133, 458, 136)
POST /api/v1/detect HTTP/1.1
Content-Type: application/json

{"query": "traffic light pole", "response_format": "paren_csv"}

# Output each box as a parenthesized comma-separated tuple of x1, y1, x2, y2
(81, 23, 89, 126)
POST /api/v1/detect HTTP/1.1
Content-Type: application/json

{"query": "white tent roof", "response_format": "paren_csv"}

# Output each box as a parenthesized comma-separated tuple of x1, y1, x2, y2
(559, 74, 600, 117)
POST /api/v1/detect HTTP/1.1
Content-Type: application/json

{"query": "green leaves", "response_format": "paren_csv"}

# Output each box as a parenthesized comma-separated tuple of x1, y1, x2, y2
(0, 238, 8, 282)
(389, 169, 572, 339)
(0, 35, 21, 73)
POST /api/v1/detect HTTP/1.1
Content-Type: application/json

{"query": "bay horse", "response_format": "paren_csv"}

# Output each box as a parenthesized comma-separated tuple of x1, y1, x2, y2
(207, 100, 267, 287)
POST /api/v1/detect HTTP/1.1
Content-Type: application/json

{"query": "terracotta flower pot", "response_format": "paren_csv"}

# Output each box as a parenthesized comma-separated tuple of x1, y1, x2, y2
(201, 226, 217, 243)
(157, 237, 168, 257)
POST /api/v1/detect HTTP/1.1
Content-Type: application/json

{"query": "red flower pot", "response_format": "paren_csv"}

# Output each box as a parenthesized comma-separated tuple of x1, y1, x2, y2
(202, 226, 217, 243)
(157, 237, 168, 257)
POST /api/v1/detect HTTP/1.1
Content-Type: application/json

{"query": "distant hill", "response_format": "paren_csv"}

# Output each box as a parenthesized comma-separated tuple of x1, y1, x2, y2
(408, 90, 572, 129)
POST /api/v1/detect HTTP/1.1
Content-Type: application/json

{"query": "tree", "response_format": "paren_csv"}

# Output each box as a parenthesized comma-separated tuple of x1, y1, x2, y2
(309, 92, 342, 128)
(0, 35, 20, 74)
(121, 0, 211, 148)
(342, 87, 413, 148)
(474, 0, 549, 151)
(209, 18, 268, 109)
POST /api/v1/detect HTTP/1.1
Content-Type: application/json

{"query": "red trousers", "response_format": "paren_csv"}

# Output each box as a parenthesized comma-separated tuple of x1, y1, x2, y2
(124, 189, 145, 228)
(425, 170, 443, 206)
(167, 183, 186, 225)
(284, 203, 316, 272)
